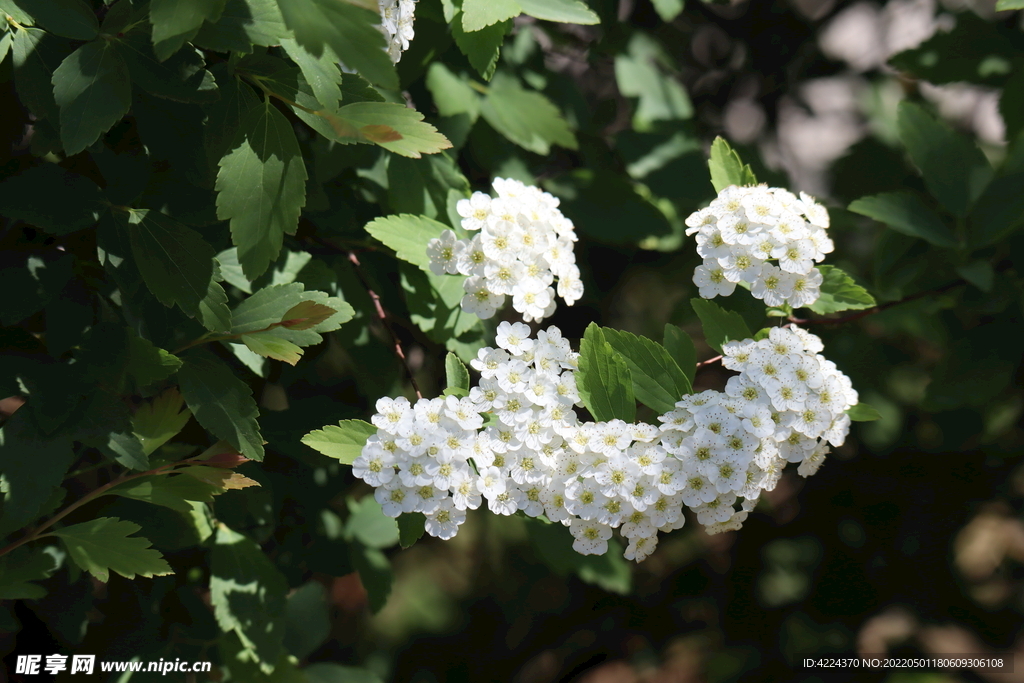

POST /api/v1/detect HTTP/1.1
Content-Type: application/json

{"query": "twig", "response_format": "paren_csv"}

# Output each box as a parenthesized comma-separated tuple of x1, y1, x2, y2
(788, 278, 967, 326)
(346, 251, 423, 400)
(696, 354, 722, 368)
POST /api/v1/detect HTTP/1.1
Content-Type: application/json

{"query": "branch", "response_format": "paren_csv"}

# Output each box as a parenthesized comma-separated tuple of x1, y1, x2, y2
(788, 278, 967, 326)
(346, 251, 423, 400)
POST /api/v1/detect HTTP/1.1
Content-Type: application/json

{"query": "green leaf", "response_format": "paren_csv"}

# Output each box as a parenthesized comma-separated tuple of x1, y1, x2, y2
(53, 517, 173, 583)
(51, 40, 132, 156)
(306, 664, 384, 683)
(193, 0, 288, 52)
(150, 0, 227, 60)
(346, 496, 400, 549)
(846, 403, 882, 422)
(461, 0, 520, 31)
(350, 541, 392, 613)
(690, 298, 753, 353)
(119, 208, 216, 317)
(888, 13, 1017, 87)
(956, 261, 995, 292)
(967, 138, 1024, 248)
(527, 519, 631, 595)
(210, 524, 288, 672)
(280, 37, 343, 111)
(401, 264, 478, 344)
(11, 27, 70, 122)
(200, 279, 233, 333)
(516, 0, 600, 23)
(445, 352, 471, 392)
(116, 29, 219, 102)
(284, 582, 330, 661)
(178, 350, 264, 461)
(663, 323, 696, 389)
(578, 324, 636, 422)
(601, 328, 691, 413)
(365, 213, 449, 271)
(5, 0, 98, 40)
(479, 72, 577, 155)
(651, 0, 685, 21)
(127, 331, 183, 387)
(0, 163, 102, 235)
(109, 474, 222, 513)
(1000, 69, 1024, 144)
(451, 15, 510, 81)
(335, 102, 453, 158)
(996, 0, 1024, 8)
(397, 513, 426, 549)
(614, 36, 691, 126)
(133, 389, 193, 456)
(278, 0, 397, 89)
(897, 101, 992, 217)
(848, 191, 957, 248)
(0, 548, 60, 600)
(806, 265, 876, 315)
(708, 136, 757, 193)
(216, 103, 308, 281)
(0, 410, 74, 537)
(301, 419, 376, 465)
(426, 63, 481, 118)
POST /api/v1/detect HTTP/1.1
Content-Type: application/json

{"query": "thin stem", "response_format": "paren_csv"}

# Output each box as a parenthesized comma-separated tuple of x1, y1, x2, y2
(788, 278, 966, 326)
(0, 462, 179, 560)
(346, 251, 423, 400)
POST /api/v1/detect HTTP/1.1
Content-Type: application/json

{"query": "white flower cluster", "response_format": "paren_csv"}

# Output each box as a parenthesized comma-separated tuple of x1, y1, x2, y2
(685, 185, 834, 308)
(426, 178, 583, 323)
(351, 322, 856, 563)
(656, 326, 857, 535)
(378, 0, 416, 63)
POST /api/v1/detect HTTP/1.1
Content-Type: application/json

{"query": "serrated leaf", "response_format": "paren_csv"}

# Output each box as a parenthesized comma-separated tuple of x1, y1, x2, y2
(806, 265, 876, 315)
(615, 43, 691, 126)
(150, 0, 227, 60)
(480, 72, 577, 155)
(996, 0, 1024, 8)
(280, 37, 343, 111)
(301, 420, 376, 465)
(119, 208, 216, 317)
(967, 138, 1024, 248)
(278, 0, 397, 89)
(193, 0, 288, 52)
(178, 350, 264, 461)
(53, 517, 173, 583)
(601, 328, 691, 413)
(0, 163, 103, 235)
(690, 298, 753, 353)
(52, 40, 132, 156)
(216, 103, 307, 281)
(897, 101, 992, 217)
(578, 324, 635, 422)
(200, 279, 233, 333)
(848, 191, 957, 248)
(445, 352, 471, 392)
(5, 0, 98, 40)
(663, 323, 696, 389)
(346, 496, 399, 549)
(210, 524, 288, 672)
(337, 102, 452, 158)
(281, 299, 337, 329)
(116, 29, 219, 102)
(284, 582, 330, 661)
(846, 403, 882, 422)
(365, 213, 449, 271)
(461, 0, 520, 31)
(241, 333, 304, 365)
(109, 473, 222, 513)
(516, 0, 600, 23)
(451, 14, 510, 81)
(127, 331, 183, 387)
(397, 513, 425, 549)
(708, 136, 757, 193)
(12, 27, 70, 123)
(133, 389, 192, 456)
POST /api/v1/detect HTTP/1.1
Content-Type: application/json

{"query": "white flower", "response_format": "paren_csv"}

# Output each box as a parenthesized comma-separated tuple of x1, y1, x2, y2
(427, 230, 464, 276)
(693, 262, 737, 299)
(569, 518, 612, 555)
(457, 192, 492, 231)
(425, 498, 465, 539)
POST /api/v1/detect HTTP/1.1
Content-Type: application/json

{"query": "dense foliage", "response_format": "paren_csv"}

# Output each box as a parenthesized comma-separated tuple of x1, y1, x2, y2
(1, 0, 1023, 681)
